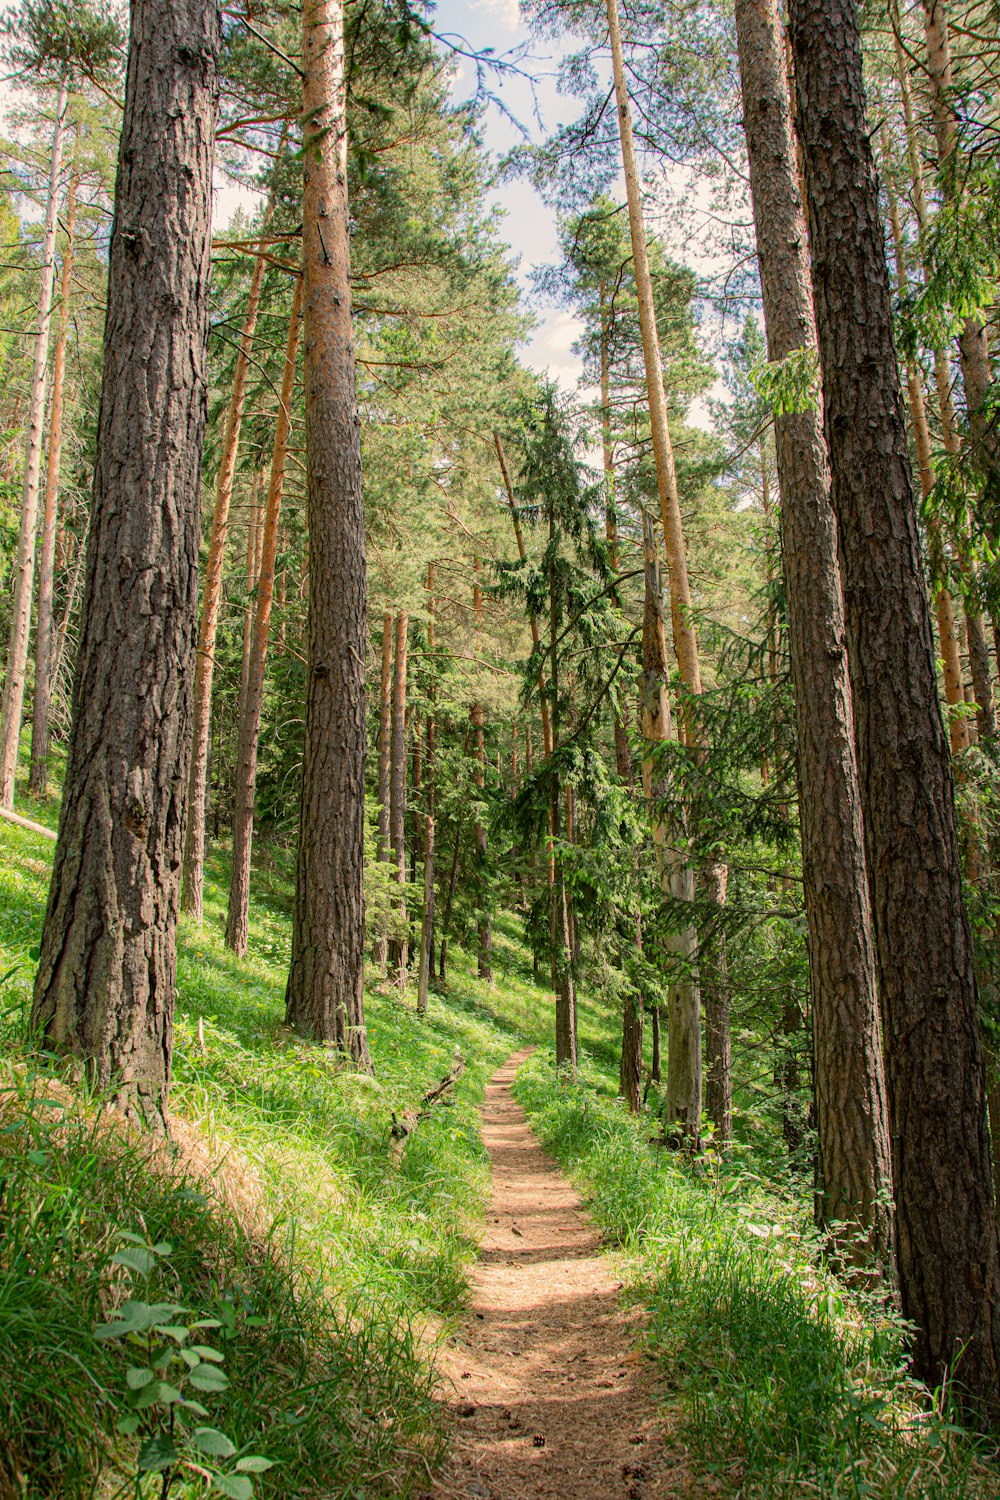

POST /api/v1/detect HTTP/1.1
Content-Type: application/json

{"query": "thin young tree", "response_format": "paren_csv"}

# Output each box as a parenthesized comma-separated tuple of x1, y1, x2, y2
(285, 0, 369, 1065)
(606, 0, 703, 1133)
(28, 142, 78, 796)
(226, 274, 303, 956)
(0, 0, 121, 808)
(788, 0, 1000, 1414)
(182, 129, 287, 920)
(30, 0, 221, 1128)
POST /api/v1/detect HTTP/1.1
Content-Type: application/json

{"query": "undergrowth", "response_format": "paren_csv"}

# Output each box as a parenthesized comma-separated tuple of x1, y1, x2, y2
(513, 1053, 1000, 1499)
(0, 788, 556, 1499)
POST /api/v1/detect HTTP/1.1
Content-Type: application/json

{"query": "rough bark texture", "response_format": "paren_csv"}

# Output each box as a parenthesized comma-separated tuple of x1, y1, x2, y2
(417, 565, 436, 1016)
(182, 143, 283, 920)
(30, 2, 220, 1128)
(285, 0, 369, 1065)
(373, 609, 393, 970)
(389, 611, 409, 987)
(700, 861, 732, 1146)
(226, 276, 302, 956)
(735, 0, 892, 1264)
(30, 153, 78, 797)
(471, 700, 493, 983)
(789, 0, 1000, 1411)
(0, 76, 68, 808)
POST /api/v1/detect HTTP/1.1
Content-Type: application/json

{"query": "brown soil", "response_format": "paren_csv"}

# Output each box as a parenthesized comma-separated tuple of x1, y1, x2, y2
(426, 1049, 687, 1500)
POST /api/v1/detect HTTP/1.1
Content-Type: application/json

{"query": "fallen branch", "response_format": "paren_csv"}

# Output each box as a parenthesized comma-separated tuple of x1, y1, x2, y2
(390, 1050, 465, 1164)
(0, 805, 56, 841)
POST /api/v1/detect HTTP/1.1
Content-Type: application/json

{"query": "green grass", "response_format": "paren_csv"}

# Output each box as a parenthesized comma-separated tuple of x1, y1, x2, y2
(512, 1052, 1000, 1498)
(0, 764, 563, 1499)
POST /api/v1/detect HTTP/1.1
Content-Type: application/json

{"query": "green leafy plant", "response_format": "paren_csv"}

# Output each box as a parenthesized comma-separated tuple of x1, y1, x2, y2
(95, 1235, 273, 1499)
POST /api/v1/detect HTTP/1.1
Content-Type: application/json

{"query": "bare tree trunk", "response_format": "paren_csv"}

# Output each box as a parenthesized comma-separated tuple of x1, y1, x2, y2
(607, 0, 707, 1127)
(182, 133, 285, 919)
(417, 564, 436, 1016)
(389, 611, 409, 989)
(29, 148, 78, 797)
(639, 510, 700, 1146)
(735, 0, 893, 1268)
(700, 860, 732, 1146)
(789, 0, 1000, 1412)
(0, 73, 69, 808)
(236, 465, 264, 727)
(225, 275, 302, 955)
(30, 1, 220, 1127)
(373, 609, 392, 971)
(285, 0, 369, 1066)
(471, 700, 493, 982)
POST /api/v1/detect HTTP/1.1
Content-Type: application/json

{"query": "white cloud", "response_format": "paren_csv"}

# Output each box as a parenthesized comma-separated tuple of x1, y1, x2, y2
(470, 0, 522, 34)
(519, 310, 585, 391)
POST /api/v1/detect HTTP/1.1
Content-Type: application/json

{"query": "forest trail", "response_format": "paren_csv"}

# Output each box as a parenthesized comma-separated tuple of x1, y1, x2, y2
(428, 1049, 685, 1500)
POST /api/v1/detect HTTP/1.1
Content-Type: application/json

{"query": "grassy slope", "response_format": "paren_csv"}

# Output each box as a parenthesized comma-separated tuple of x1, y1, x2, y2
(0, 759, 585, 1498)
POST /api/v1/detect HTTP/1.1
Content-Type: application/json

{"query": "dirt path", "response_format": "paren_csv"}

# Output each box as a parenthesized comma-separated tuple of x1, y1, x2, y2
(427, 1049, 684, 1500)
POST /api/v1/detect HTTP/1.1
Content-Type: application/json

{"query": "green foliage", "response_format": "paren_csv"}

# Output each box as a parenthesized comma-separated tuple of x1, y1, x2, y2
(95, 1236, 273, 1498)
(749, 345, 820, 417)
(2, 0, 124, 85)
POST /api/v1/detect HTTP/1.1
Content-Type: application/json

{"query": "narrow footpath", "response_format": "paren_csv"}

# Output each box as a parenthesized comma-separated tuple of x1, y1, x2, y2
(427, 1049, 684, 1500)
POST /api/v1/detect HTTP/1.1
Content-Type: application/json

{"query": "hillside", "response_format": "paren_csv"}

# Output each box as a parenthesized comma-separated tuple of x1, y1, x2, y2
(2, 762, 998, 1499)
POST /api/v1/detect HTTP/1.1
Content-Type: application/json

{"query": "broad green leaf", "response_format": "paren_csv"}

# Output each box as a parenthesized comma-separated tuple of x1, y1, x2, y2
(189, 1364, 229, 1393)
(190, 1344, 225, 1363)
(191, 1428, 236, 1459)
(126, 1367, 155, 1390)
(111, 1247, 157, 1277)
(213, 1475, 253, 1500)
(137, 1435, 178, 1473)
(26, 1149, 48, 1167)
(115, 1414, 141, 1436)
(133, 1381, 182, 1409)
(153, 1324, 190, 1343)
(235, 1457, 274, 1473)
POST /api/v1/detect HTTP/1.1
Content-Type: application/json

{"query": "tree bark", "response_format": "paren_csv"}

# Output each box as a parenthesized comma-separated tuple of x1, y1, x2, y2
(735, 0, 893, 1267)
(0, 73, 69, 808)
(373, 609, 393, 970)
(417, 564, 436, 1016)
(30, 1, 220, 1128)
(29, 148, 78, 797)
(236, 465, 264, 729)
(789, 0, 1000, 1412)
(225, 275, 303, 955)
(182, 132, 284, 919)
(700, 860, 732, 1146)
(639, 509, 700, 1145)
(285, 0, 369, 1066)
(471, 700, 493, 982)
(389, 610, 409, 988)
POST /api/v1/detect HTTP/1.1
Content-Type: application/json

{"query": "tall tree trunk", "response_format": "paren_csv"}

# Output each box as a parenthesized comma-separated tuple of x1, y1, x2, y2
(700, 860, 732, 1146)
(471, 700, 493, 982)
(236, 465, 264, 728)
(29, 148, 78, 797)
(735, 0, 893, 1267)
(789, 0, 1000, 1412)
(182, 132, 285, 919)
(639, 510, 700, 1145)
(373, 609, 393, 971)
(225, 275, 303, 955)
(389, 611, 409, 989)
(417, 564, 436, 1017)
(30, 2, 220, 1128)
(285, 0, 369, 1065)
(0, 73, 69, 808)
(607, 0, 707, 1127)
(547, 499, 577, 1067)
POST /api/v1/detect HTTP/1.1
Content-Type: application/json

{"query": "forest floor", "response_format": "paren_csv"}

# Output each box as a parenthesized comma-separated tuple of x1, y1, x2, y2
(429, 1049, 686, 1500)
